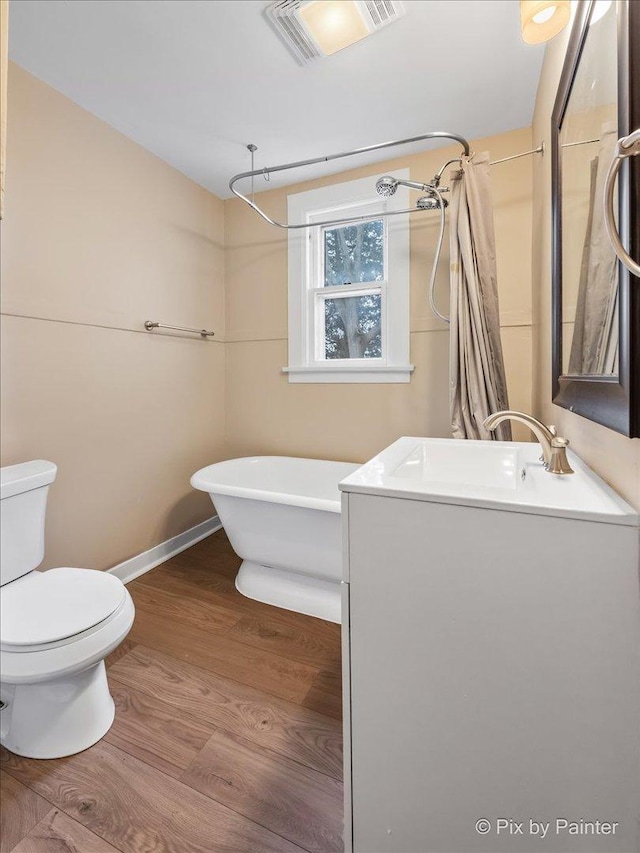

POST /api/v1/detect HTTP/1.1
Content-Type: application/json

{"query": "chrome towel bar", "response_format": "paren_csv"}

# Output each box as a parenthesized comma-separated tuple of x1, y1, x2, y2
(144, 321, 215, 338)
(603, 128, 640, 278)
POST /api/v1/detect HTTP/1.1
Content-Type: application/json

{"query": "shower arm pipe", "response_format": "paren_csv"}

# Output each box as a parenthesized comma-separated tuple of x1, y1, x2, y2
(228, 131, 471, 230)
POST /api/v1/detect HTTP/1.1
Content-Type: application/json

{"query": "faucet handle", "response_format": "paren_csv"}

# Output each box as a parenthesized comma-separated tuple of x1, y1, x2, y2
(547, 437, 574, 475)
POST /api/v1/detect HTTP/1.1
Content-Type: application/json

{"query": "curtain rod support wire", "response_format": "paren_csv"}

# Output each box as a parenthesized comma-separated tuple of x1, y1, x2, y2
(561, 137, 600, 148)
(247, 144, 257, 203)
(490, 143, 545, 166)
(435, 143, 545, 182)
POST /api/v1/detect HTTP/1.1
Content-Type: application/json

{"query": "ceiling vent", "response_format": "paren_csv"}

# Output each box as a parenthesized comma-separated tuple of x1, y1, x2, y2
(265, 0, 406, 66)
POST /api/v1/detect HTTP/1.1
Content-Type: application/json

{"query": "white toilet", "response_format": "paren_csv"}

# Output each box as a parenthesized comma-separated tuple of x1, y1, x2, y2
(0, 460, 135, 759)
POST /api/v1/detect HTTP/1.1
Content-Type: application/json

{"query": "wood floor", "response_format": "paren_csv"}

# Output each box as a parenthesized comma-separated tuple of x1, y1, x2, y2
(0, 531, 344, 853)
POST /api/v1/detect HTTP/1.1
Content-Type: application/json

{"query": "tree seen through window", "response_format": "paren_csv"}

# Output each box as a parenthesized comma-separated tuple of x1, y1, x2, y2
(323, 220, 383, 358)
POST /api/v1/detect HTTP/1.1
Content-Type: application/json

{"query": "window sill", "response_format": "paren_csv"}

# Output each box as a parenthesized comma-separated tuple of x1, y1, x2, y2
(282, 365, 415, 384)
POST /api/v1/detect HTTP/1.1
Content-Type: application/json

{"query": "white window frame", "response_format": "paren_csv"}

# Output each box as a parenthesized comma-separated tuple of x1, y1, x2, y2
(284, 171, 413, 383)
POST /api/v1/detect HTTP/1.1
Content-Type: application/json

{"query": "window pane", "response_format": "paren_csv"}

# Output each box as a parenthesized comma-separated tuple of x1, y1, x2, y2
(324, 294, 382, 359)
(324, 220, 384, 286)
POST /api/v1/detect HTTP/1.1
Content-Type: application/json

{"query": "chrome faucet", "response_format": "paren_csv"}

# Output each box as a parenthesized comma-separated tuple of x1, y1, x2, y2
(483, 410, 574, 475)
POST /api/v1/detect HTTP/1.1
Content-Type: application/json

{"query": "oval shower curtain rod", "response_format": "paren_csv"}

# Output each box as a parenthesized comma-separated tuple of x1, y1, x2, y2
(228, 131, 472, 231)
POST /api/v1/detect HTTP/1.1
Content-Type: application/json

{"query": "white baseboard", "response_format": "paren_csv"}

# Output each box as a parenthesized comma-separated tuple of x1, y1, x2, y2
(108, 515, 222, 584)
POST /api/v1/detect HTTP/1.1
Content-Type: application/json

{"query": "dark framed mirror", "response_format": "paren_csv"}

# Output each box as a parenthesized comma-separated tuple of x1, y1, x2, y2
(551, 0, 639, 436)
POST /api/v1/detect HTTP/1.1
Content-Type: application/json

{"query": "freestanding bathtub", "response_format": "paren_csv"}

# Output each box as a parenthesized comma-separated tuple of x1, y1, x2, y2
(191, 456, 359, 623)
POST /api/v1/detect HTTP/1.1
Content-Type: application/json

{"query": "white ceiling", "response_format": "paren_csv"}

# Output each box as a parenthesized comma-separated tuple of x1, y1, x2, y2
(9, 0, 545, 198)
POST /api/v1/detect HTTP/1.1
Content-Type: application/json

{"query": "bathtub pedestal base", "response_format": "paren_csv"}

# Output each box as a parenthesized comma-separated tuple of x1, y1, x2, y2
(235, 561, 341, 624)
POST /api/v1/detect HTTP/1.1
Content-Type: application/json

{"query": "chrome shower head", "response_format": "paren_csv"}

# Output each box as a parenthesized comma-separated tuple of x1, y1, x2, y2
(375, 176, 398, 197)
(417, 191, 448, 210)
(376, 175, 441, 198)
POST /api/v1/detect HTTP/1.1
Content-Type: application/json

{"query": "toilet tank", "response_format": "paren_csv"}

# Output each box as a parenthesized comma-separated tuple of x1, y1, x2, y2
(0, 461, 57, 586)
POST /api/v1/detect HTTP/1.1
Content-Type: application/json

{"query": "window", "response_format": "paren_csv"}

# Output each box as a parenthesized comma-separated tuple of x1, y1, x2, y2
(285, 171, 412, 383)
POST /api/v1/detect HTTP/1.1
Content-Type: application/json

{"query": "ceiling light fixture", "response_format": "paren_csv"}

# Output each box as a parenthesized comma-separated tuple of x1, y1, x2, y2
(266, 0, 405, 65)
(520, 0, 571, 44)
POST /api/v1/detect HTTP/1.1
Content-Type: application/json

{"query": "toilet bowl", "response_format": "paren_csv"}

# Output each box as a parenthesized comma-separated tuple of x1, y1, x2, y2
(0, 461, 135, 759)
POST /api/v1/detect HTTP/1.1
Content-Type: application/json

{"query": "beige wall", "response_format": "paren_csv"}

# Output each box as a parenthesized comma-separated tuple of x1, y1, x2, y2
(531, 35, 640, 509)
(224, 127, 535, 461)
(0, 64, 226, 570)
(0, 64, 542, 574)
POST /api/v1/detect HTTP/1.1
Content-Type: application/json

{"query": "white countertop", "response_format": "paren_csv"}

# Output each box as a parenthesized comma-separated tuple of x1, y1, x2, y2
(339, 437, 639, 527)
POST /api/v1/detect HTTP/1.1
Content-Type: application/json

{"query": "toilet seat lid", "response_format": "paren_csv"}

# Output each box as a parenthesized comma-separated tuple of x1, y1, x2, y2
(1, 568, 127, 646)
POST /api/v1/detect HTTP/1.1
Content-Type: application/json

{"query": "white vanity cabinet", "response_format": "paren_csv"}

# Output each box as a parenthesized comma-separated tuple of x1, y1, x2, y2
(339, 438, 640, 853)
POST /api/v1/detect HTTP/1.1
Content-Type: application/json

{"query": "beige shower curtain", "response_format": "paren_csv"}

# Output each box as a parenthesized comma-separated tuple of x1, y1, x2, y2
(568, 124, 619, 375)
(449, 154, 511, 441)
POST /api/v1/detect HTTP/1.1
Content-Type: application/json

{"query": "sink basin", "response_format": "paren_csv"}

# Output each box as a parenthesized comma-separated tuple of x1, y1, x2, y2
(339, 437, 638, 525)
(393, 439, 520, 488)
